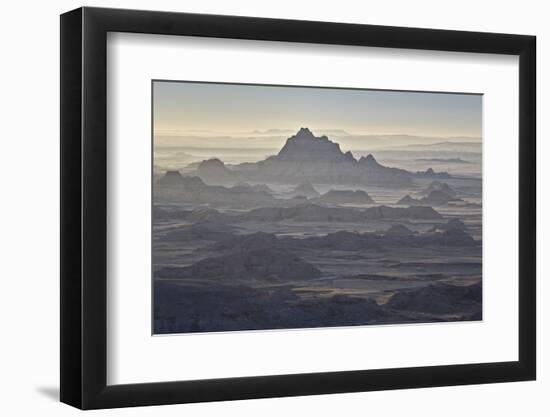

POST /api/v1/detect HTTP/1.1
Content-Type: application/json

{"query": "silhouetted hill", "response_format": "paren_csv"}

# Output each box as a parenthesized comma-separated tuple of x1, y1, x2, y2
(157, 170, 186, 186)
(290, 182, 320, 198)
(316, 189, 375, 205)
(183, 128, 452, 187)
(397, 188, 462, 207)
(418, 181, 457, 198)
(196, 158, 236, 184)
(210, 231, 280, 252)
(155, 174, 277, 208)
(157, 247, 322, 282)
(236, 204, 443, 222)
(161, 223, 236, 242)
(430, 218, 467, 232)
(415, 167, 451, 179)
(271, 127, 355, 163)
(396, 195, 418, 205)
(385, 224, 415, 237)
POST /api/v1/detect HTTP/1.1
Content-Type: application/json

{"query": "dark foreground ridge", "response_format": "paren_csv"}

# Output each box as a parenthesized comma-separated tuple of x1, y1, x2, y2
(154, 280, 482, 334)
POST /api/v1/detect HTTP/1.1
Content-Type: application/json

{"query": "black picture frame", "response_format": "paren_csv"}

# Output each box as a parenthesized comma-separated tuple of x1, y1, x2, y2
(60, 6, 536, 410)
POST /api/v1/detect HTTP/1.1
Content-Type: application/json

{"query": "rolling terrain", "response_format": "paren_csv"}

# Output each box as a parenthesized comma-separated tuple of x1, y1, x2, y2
(153, 128, 482, 333)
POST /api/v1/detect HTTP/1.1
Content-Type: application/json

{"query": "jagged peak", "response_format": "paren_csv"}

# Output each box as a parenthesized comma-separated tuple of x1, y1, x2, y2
(157, 170, 185, 186)
(157, 172, 206, 187)
(197, 158, 232, 175)
(344, 150, 355, 161)
(164, 170, 182, 177)
(199, 157, 225, 166)
(397, 194, 418, 205)
(297, 127, 314, 136)
(359, 154, 380, 166)
(274, 128, 356, 163)
(290, 128, 331, 143)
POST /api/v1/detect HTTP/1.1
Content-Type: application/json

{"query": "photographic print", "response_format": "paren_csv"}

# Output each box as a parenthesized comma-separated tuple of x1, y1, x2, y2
(152, 81, 482, 335)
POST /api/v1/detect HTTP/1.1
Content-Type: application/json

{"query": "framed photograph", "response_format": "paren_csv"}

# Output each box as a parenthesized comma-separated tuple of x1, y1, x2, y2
(60, 7, 536, 409)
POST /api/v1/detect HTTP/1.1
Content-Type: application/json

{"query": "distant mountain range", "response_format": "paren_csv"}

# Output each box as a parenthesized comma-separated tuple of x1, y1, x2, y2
(390, 141, 481, 153)
(154, 203, 443, 224)
(155, 130, 481, 152)
(398, 181, 461, 206)
(415, 157, 471, 164)
(187, 128, 451, 187)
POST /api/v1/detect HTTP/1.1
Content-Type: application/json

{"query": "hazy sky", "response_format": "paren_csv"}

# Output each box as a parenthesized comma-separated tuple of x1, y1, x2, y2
(153, 81, 482, 138)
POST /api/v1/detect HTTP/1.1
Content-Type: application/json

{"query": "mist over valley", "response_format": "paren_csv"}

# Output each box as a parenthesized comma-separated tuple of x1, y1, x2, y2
(153, 127, 482, 333)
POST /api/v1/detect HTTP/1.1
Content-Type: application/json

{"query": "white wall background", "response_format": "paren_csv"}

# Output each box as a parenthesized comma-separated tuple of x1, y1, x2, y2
(0, 0, 546, 415)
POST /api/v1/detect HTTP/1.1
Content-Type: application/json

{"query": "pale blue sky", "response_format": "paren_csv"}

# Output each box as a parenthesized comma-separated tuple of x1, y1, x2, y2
(153, 80, 482, 138)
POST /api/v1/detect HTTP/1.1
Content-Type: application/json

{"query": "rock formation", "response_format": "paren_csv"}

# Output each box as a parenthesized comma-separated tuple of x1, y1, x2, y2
(182, 128, 452, 187)
(397, 185, 462, 206)
(418, 181, 457, 198)
(385, 282, 482, 315)
(415, 167, 451, 179)
(316, 189, 375, 205)
(196, 158, 236, 184)
(156, 174, 277, 208)
(272, 127, 355, 163)
(396, 194, 418, 205)
(291, 182, 320, 198)
(156, 170, 185, 186)
(244, 129, 417, 186)
(384, 224, 415, 237)
(156, 247, 322, 282)
(429, 218, 467, 233)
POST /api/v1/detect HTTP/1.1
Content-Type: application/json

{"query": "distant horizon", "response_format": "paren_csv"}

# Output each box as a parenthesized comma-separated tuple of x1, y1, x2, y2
(153, 127, 482, 154)
(152, 126, 482, 178)
(154, 128, 481, 141)
(153, 81, 483, 141)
